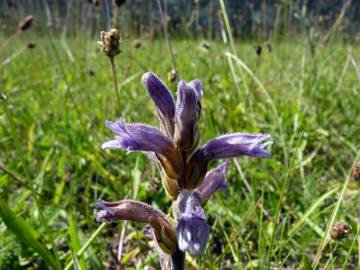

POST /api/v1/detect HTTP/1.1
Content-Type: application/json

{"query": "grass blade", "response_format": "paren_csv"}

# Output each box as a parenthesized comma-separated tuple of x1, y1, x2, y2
(0, 201, 57, 269)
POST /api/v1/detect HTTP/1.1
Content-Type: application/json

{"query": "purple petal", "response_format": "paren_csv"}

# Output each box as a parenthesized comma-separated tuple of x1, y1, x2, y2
(175, 191, 209, 256)
(188, 79, 203, 99)
(194, 162, 228, 204)
(102, 119, 175, 155)
(199, 133, 272, 161)
(142, 72, 175, 119)
(175, 80, 201, 152)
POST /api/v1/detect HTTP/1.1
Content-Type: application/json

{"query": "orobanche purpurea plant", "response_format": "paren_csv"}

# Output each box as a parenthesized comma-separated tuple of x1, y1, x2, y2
(95, 72, 272, 269)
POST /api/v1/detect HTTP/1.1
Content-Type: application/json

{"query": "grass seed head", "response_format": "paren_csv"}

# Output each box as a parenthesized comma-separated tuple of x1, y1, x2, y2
(19, 15, 34, 32)
(98, 29, 121, 58)
(330, 221, 351, 240)
(352, 161, 360, 182)
(27, 42, 36, 49)
(114, 0, 126, 7)
(132, 39, 142, 49)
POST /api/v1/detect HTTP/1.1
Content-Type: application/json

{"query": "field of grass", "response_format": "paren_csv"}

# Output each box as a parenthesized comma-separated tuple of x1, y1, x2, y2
(1, 30, 360, 269)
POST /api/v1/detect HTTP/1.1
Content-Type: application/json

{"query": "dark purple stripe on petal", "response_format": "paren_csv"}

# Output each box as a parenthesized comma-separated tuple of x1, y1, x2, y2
(175, 80, 201, 152)
(188, 79, 203, 99)
(142, 72, 175, 119)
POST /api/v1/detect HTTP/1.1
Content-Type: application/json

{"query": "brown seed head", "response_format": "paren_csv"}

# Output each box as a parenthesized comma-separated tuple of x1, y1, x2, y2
(352, 161, 360, 182)
(98, 29, 121, 58)
(114, 0, 126, 7)
(93, 0, 100, 7)
(27, 42, 36, 49)
(19, 15, 34, 31)
(255, 45, 262, 56)
(330, 221, 351, 240)
(167, 69, 177, 83)
(132, 39, 142, 49)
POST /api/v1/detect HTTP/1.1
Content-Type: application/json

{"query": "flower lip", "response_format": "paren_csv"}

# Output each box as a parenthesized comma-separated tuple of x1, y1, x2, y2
(175, 190, 209, 256)
(102, 118, 175, 154)
(201, 133, 273, 160)
(142, 72, 176, 119)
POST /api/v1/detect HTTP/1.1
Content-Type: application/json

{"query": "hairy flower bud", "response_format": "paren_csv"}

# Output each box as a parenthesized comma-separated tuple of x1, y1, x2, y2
(174, 80, 201, 154)
(98, 29, 121, 58)
(95, 200, 177, 253)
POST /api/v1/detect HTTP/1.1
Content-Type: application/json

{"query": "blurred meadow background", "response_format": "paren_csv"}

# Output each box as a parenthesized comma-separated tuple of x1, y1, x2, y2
(1, 0, 360, 269)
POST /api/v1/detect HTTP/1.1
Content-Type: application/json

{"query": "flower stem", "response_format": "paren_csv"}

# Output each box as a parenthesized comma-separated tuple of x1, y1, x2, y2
(156, 0, 178, 79)
(109, 57, 122, 114)
(171, 248, 185, 270)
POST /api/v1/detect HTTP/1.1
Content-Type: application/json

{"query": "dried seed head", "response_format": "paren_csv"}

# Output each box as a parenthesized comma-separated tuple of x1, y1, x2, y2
(98, 29, 121, 58)
(27, 42, 36, 49)
(19, 15, 34, 31)
(255, 45, 262, 56)
(93, 0, 100, 6)
(330, 221, 351, 240)
(167, 69, 177, 83)
(352, 161, 360, 182)
(132, 39, 142, 49)
(114, 0, 126, 7)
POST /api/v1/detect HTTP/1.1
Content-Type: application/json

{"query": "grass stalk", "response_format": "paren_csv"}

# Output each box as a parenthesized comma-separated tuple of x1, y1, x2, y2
(267, 136, 300, 269)
(156, 0, 178, 78)
(312, 152, 360, 268)
(109, 57, 122, 114)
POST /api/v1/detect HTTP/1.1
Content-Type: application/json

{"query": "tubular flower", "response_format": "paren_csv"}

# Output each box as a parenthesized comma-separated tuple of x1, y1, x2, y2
(175, 190, 209, 256)
(194, 162, 228, 204)
(95, 200, 177, 253)
(99, 72, 272, 260)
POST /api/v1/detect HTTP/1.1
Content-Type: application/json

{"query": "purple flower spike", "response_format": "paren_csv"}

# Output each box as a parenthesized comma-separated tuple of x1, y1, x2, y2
(199, 133, 272, 160)
(102, 119, 175, 155)
(176, 191, 209, 256)
(142, 72, 176, 136)
(194, 162, 228, 204)
(175, 80, 201, 153)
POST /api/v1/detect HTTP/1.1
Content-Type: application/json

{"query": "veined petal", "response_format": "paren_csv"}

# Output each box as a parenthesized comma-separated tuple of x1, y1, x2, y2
(184, 133, 271, 189)
(175, 191, 209, 256)
(95, 200, 177, 253)
(199, 133, 272, 160)
(194, 162, 228, 204)
(142, 72, 176, 137)
(174, 80, 201, 153)
(103, 119, 174, 155)
(189, 79, 203, 99)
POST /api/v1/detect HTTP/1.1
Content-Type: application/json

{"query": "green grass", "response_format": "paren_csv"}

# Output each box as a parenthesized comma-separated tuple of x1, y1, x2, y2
(0, 32, 359, 269)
